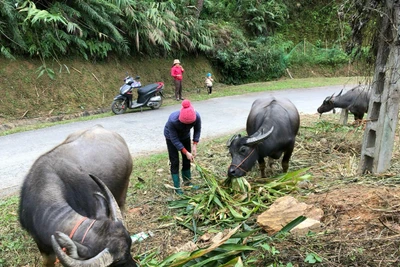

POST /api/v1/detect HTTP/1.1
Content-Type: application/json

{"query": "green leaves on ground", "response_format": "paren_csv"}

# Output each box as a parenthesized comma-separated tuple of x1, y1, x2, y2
(170, 164, 310, 229)
(161, 164, 311, 266)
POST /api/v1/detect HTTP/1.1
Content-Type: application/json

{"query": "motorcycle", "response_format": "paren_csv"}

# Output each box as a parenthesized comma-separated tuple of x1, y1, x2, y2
(111, 74, 164, 115)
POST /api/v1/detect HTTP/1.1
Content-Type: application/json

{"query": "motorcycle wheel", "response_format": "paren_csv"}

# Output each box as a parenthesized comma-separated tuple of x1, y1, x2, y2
(111, 99, 128, 115)
(150, 97, 163, 110)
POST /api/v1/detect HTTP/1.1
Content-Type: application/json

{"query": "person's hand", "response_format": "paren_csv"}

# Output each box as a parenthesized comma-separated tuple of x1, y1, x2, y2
(192, 144, 197, 157)
(185, 151, 194, 162)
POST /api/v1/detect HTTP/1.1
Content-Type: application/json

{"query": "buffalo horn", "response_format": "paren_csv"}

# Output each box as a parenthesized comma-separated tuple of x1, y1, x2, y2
(51, 234, 113, 267)
(245, 126, 274, 145)
(89, 174, 123, 222)
(336, 89, 343, 97)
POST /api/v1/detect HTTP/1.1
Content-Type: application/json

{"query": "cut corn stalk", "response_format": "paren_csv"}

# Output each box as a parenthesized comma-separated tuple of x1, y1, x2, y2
(218, 256, 244, 267)
(145, 215, 307, 266)
(159, 225, 241, 267)
(169, 164, 311, 230)
(154, 216, 307, 267)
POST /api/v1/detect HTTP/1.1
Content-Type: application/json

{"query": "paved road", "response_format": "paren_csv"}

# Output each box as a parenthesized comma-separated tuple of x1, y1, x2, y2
(0, 85, 354, 198)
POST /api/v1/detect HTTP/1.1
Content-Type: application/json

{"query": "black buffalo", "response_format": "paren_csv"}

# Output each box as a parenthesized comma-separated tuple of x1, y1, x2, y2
(227, 97, 300, 178)
(317, 85, 370, 121)
(19, 125, 137, 267)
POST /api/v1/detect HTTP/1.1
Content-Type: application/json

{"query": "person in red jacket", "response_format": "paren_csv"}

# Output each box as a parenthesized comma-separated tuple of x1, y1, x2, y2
(171, 59, 185, 101)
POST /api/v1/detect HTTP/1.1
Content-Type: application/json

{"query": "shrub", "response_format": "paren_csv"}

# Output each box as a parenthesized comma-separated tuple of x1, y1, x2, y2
(212, 37, 287, 84)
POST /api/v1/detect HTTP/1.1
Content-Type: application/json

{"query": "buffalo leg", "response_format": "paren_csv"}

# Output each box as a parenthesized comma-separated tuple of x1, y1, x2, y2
(281, 145, 294, 173)
(258, 158, 266, 178)
(268, 157, 280, 169)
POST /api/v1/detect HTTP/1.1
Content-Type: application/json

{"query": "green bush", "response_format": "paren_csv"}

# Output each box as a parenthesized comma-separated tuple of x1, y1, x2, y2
(213, 37, 287, 84)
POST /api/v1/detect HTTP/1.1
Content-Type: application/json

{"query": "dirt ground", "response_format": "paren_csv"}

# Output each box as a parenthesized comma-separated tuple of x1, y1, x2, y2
(123, 114, 400, 266)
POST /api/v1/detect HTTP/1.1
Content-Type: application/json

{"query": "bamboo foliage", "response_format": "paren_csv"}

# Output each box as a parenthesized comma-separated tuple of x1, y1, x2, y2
(0, 0, 25, 58)
(1, 0, 214, 60)
(1, 0, 343, 84)
(122, 1, 212, 54)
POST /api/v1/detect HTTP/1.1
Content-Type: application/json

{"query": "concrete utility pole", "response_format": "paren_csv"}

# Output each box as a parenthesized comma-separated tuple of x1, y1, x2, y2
(359, 1, 400, 174)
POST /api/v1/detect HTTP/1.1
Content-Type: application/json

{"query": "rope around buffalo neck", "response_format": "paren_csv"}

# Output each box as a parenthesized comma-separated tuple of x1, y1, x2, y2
(55, 217, 97, 264)
(229, 147, 255, 174)
(81, 219, 96, 243)
(69, 217, 88, 239)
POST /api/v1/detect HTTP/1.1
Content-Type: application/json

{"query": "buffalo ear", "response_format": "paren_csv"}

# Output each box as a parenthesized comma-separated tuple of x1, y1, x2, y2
(326, 93, 335, 102)
(245, 126, 274, 145)
(51, 232, 88, 259)
(94, 192, 110, 220)
(52, 233, 113, 266)
(89, 174, 123, 223)
(226, 134, 241, 147)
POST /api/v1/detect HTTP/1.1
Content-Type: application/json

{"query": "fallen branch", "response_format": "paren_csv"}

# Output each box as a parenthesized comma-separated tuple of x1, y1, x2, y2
(21, 110, 29, 119)
(92, 73, 101, 84)
(330, 234, 400, 243)
(378, 218, 400, 234)
(286, 68, 293, 79)
(72, 67, 82, 74)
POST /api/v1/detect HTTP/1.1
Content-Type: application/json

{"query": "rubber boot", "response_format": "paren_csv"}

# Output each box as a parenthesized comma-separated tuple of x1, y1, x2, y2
(171, 174, 183, 195)
(182, 170, 199, 190)
(181, 170, 192, 186)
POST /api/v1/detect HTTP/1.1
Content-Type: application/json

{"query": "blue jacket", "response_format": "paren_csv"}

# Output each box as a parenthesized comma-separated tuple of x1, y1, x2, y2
(164, 111, 201, 151)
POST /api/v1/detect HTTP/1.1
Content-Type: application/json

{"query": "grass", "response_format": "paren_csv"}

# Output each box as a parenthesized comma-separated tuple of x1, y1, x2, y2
(0, 196, 38, 266)
(0, 76, 363, 136)
(2, 114, 400, 265)
(181, 76, 363, 101)
(0, 112, 111, 136)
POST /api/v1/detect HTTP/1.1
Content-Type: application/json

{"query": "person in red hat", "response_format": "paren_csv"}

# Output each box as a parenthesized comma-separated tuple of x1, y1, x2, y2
(170, 59, 185, 101)
(164, 99, 201, 194)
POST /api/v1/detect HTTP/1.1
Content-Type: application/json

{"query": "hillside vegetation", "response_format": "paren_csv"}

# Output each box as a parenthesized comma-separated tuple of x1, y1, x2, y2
(0, 0, 376, 121)
(0, 55, 368, 125)
(0, 56, 214, 120)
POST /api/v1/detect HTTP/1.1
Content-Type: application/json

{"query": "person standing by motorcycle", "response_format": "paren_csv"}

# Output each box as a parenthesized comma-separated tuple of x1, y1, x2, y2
(171, 59, 185, 101)
(164, 99, 201, 195)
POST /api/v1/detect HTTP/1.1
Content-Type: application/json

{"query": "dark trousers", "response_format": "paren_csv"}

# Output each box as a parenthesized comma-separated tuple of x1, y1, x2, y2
(174, 79, 183, 99)
(166, 138, 191, 174)
(207, 86, 212, 94)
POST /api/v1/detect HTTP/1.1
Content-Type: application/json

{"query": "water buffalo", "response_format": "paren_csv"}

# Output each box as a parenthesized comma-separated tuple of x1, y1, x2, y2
(317, 85, 370, 121)
(19, 125, 137, 267)
(227, 97, 300, 178)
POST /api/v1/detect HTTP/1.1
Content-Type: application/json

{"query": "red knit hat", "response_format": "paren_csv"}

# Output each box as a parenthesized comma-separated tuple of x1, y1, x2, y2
(179, 100, 196, 124)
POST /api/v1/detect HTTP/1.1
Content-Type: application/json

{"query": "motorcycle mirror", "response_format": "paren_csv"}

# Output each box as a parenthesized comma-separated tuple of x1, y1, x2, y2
(135, 76, 140, 80)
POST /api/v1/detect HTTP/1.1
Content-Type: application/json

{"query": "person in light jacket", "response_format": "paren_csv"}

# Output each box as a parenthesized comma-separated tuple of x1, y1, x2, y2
(205, 72, 214, 94)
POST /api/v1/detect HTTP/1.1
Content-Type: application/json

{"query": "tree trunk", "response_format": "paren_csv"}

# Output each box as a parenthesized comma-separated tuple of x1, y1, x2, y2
(359, 1, 400, 174)
(195, 0, 204, 18)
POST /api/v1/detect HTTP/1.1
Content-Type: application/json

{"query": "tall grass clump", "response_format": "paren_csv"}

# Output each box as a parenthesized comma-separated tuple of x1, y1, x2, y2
(286, 40, 349, 66)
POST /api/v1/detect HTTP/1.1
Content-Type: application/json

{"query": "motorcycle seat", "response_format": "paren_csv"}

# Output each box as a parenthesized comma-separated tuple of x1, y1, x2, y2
(138, 83, 159, 95)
